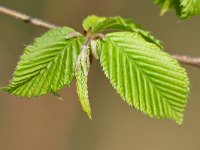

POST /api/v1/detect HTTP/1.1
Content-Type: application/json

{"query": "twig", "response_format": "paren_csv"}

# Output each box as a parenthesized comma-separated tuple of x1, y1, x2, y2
(172, 55, 200, 68)
(0, 5, 200, 68)
(0, 6, 58, 29)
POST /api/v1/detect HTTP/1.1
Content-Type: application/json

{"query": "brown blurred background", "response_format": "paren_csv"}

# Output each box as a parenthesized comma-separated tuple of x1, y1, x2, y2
(0, 0, 200, 150)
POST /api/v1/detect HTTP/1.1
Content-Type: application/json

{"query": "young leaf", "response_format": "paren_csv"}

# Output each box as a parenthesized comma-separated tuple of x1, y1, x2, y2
(83, 16, 138, 33)
(98, 32, 189, 124)
(82, 15, 105, 32)
(2, 27, 86, 97)
(82, 15, 163, 48)
(76, 65, 92, 119)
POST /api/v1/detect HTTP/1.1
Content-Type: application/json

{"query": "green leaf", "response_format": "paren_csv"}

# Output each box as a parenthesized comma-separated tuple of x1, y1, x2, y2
(180, 0, 200, 19)
(75, 38, 91, 118)
(76, 66, 92, 119)
(154, 0, 174, 15)
(83, 15, 138, 33)
(82, 15, 105, 32)
(2, 27, 86, 97)
(83, 15, 163, 48)
(133, 28, 163, 49)
(153, 0, 182, 16)
(98, 31, 189, 124)
(153, 0, 200, 19)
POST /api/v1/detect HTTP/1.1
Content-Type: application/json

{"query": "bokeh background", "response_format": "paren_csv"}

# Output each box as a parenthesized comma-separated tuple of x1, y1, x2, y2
(0, 0, 200, 150)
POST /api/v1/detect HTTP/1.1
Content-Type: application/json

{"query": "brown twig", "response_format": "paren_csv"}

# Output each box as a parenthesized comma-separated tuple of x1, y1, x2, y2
(172, 55, 200, 68)
(0, 5, 200, 68)
(0, 6, 58, 29)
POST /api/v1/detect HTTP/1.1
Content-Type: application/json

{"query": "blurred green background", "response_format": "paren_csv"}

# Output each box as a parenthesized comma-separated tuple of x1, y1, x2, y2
(0, 0, 200, 150)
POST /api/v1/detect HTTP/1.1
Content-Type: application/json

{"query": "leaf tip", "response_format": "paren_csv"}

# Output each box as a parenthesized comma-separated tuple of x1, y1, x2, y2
(176, 118, 183, 126)
(88, 113, 92, 120)
(160, 9, 168, 16)
(52, 91, 63, 101)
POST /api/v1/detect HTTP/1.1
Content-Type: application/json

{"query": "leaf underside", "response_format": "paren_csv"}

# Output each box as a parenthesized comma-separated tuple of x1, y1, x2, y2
(2, 27, 85, 97)
(98, 32, 189, 124)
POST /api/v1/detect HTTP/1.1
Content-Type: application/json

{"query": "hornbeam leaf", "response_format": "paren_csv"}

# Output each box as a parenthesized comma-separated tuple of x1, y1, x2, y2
(82, 15, 163, 48)
(98, 31, 189, 124)
(87, 16, 138, 33)
(153, 0, 200, 19)
(153, 0, 183, 16)
(180, 0, 200, 19)
(82, 15, 138, 33)
(154, 0, 174, 15)
(133, 29, 163, 49)
(82, 15, 105, 32)
(2, 27, 86, 97)
(76, 66, 92, 119)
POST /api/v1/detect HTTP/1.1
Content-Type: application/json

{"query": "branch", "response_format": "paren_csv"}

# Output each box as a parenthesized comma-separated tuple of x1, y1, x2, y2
(172, 55, 200, 68)
(0, 6, 58, 29)
(0, 6, 200, 68)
